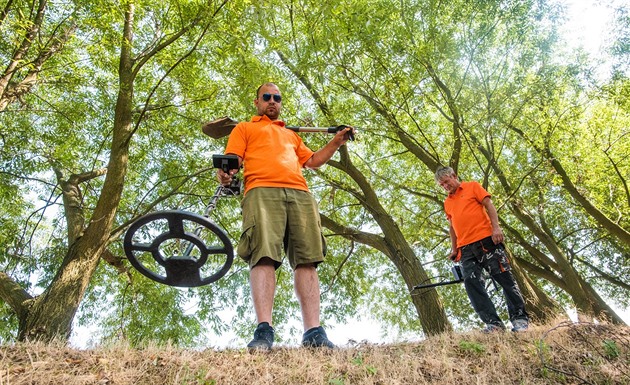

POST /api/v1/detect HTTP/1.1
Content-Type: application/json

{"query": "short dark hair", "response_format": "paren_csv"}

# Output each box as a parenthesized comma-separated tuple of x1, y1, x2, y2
(256, 82, 278, 99)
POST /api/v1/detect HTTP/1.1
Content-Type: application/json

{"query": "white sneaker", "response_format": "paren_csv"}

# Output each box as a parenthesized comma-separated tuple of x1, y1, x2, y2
(511, 319, 529, 332)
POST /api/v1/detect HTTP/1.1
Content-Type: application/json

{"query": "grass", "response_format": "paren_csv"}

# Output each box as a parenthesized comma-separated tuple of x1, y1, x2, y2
(1, 320, 628, 385)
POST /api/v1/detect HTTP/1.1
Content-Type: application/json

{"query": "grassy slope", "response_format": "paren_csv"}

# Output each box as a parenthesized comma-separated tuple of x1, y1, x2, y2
(2, 321, 628, 385)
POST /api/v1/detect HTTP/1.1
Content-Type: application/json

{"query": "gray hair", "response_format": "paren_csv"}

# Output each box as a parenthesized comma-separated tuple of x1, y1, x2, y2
(435, 166, 456, 181)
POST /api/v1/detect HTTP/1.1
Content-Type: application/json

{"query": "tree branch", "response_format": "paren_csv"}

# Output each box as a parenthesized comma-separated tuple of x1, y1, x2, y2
(0, 272, 33, 319)
(320, 214, 388, 255)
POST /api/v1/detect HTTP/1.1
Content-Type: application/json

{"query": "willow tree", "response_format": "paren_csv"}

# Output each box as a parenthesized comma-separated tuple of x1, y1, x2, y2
(326, 0, 627, 323)
(235, 0, 628, 330)
(1, 0, 626, 347)
(0, 0, 232, 342)
(351, 0, 627, 323)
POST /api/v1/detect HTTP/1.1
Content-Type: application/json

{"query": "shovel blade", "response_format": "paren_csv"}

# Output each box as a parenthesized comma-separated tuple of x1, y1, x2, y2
(201, 116, 239, 138)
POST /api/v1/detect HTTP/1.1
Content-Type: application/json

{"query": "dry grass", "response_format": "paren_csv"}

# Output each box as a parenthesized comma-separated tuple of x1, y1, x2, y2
(1, 320, 628, 385)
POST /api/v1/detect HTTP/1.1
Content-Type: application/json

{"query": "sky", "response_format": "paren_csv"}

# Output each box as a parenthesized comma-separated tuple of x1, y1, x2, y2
(561, 0, 611, 53)
(69, 0, 627, 349)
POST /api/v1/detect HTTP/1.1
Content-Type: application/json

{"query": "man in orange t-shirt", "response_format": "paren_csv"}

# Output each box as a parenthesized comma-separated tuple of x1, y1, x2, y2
(217, 82, 354, 350)
(436, 166, 529, 333)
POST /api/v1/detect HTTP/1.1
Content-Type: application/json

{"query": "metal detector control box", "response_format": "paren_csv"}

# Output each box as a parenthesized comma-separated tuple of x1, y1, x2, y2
(212, 154, 239, 172)
(451, 264, 463, 281)
(212, 154, 241, 195)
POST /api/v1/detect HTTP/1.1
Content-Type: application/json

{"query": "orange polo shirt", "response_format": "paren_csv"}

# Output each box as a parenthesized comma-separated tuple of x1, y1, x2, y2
(224, 115, 314, 194)
(444, 181, 493, 248)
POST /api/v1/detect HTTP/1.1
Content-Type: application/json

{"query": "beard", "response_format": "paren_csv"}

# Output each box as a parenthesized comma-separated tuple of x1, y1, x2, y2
(260, 105, 280, 120)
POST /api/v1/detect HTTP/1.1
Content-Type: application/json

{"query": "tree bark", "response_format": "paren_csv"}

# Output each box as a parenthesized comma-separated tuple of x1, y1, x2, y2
(326, 149, 452, 335)
(16, 3, 137, 341)
(504, 246, 565, 323)
(500, 175, 625, 324)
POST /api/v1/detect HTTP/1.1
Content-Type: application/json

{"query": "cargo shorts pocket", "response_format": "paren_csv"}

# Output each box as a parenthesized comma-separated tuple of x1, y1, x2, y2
(236, 217, 256, 261)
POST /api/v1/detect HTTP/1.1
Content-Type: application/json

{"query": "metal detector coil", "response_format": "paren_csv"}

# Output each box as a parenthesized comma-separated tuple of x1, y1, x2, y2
(123, 154, 240, 287)
(123, 210, 233, 287)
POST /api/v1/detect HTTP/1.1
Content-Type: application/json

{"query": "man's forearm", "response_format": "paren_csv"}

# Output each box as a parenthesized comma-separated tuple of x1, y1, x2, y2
(304, 127, 352, 169)
(305, 142, 341, 169)
(482, 197, 501, 229)
(449, 224, 458, 251)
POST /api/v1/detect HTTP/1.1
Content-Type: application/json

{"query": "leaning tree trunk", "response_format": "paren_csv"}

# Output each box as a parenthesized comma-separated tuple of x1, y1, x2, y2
(13, 0, 221, 340)
(280, 53, 452, 335)
(327, 149, 452, 335)
(506, 198, 625, 324)
(505, 247, 565, 323)
(17, 4, 137, 342)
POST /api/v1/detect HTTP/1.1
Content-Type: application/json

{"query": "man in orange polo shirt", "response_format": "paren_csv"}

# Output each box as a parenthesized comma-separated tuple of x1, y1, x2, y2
(435, 166, 529, 333)
(217, 82, 354, 350)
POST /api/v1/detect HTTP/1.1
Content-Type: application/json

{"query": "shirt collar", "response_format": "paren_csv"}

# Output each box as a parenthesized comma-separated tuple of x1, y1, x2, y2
(448, 184, 463, 197)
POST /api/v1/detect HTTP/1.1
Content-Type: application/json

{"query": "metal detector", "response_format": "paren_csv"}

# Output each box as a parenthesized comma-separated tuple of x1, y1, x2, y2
(201, 116, 355, 141)
(412, 264, 464, 290)
(412, 263, 503, 301)
(123, 154, 240, 287)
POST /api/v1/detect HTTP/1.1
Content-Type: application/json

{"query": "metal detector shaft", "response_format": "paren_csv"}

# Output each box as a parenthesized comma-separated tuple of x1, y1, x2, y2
(411, 264, 464, 290)
(412, 279, 463, 290)
(182, 184, 225, 257)
(202, 117, 355, 140)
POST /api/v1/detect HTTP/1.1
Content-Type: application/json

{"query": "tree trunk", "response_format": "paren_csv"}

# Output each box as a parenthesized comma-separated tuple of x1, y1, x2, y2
(16, 3, 137, 342)
(505, 247, 565, 323)
(327, 149, 452, 335)
(383, 226, 452, 335)
(506, 200, 625, 324)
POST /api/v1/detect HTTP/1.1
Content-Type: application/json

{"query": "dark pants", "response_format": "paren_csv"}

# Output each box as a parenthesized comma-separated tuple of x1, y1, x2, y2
(460, 237, 529, 327)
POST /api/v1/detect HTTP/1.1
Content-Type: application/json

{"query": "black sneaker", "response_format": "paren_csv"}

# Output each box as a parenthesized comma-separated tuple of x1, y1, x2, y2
(302, 326, 335, 348)
(247, 322, 274, 351)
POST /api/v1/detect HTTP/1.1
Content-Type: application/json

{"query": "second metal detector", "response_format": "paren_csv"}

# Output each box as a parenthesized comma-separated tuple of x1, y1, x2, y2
(412, 264, 464, 290)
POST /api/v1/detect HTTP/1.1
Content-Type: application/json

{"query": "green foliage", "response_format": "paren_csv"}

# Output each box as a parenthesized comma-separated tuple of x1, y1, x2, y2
(351, 352, 378, 375)
(458, 339, 486, 355)
(602, 339, 620, 359)
(0, 0, 627, 347)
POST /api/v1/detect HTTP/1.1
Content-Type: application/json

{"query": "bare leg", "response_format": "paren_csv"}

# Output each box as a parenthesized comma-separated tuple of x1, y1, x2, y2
(294, 263, 321, 331)
(250, 258, 276, 326)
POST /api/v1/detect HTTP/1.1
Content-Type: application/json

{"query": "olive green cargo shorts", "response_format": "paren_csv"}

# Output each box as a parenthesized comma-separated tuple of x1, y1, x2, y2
(237, 187, 326, 270)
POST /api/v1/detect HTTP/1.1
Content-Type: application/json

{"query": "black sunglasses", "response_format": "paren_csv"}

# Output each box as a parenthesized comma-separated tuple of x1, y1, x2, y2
(261, 93, 282, 103)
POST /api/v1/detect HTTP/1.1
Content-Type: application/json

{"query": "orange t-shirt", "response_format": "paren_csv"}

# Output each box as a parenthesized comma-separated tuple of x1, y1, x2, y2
(444, 181, 493, 248)
(224, 115, 314, 194)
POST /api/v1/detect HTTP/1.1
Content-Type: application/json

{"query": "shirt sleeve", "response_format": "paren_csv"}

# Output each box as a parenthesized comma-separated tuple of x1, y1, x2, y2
(471, 181, 491, 202)
(224, 122, 247, 158)
(294, 134, 315, 167)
